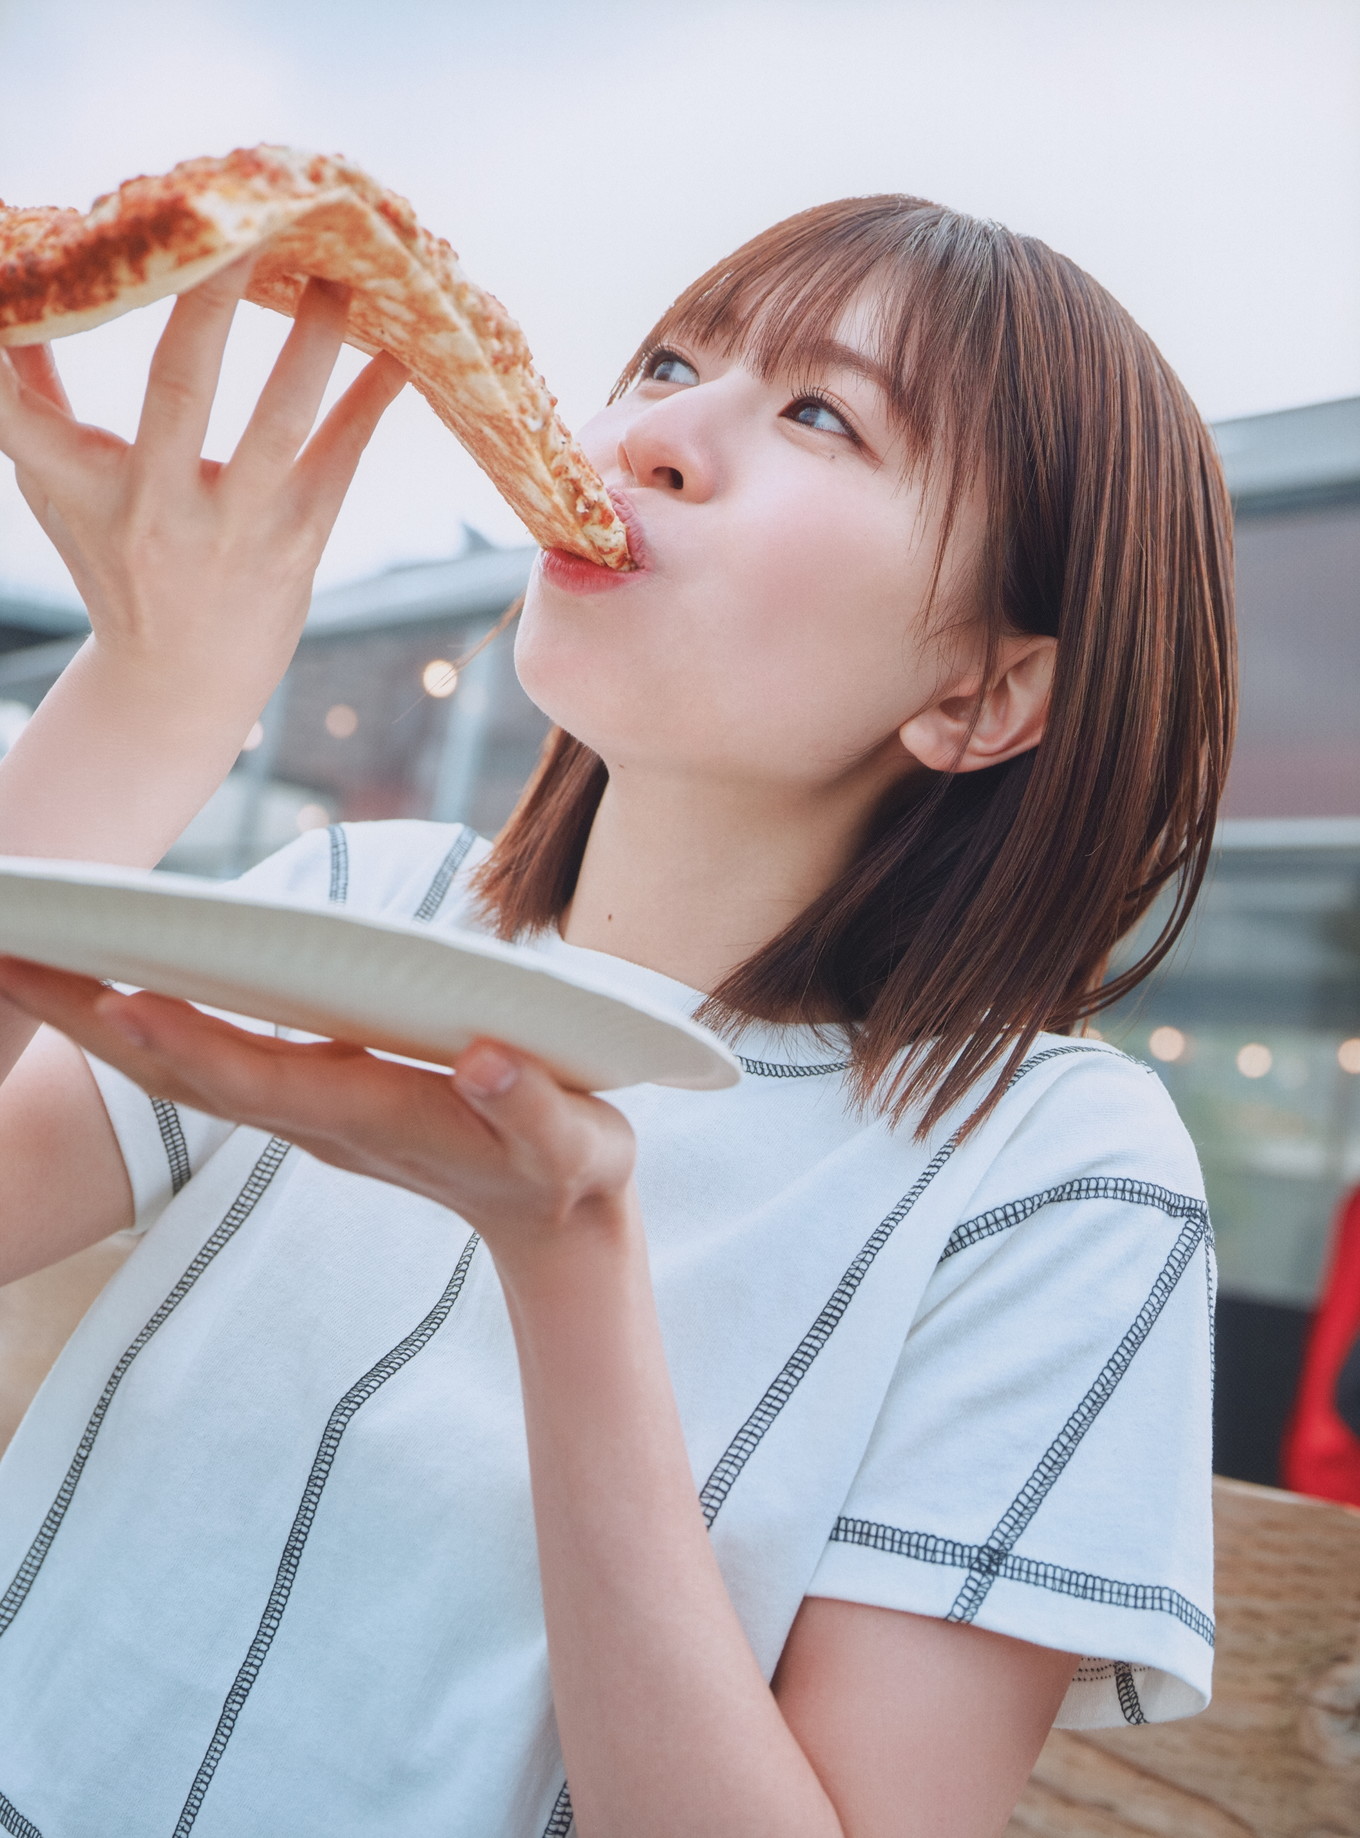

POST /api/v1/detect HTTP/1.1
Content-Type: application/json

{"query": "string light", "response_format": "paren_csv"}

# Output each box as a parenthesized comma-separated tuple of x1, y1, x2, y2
(295, 803, 330, 833)
(325, 704, 359, 739)
(422, 659, 458, 699)
(1339, 1039, 1360, 1075)
(1236, 1042, 1272, 1079)
(1148, 1026, 1187, 1063)
(241, 721, 265, 752)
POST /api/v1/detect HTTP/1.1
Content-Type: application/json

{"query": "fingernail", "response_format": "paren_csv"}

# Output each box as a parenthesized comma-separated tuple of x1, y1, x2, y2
(99, 997, 150, 1048)
(459, 1044, 517, 1098)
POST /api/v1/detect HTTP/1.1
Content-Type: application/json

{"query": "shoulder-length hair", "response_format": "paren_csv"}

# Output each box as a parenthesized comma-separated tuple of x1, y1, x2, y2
(475, 195, 1236, 1136)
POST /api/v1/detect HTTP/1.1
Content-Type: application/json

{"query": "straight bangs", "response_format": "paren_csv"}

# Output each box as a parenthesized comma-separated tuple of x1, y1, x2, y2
(476, 196, 1236, 1138)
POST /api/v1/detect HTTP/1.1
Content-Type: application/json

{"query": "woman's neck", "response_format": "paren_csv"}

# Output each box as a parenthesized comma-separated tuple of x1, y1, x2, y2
(560, 753, 907, 993)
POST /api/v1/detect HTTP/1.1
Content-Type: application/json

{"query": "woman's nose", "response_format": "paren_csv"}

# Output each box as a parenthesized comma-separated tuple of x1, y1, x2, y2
(616, 398, 716, 501)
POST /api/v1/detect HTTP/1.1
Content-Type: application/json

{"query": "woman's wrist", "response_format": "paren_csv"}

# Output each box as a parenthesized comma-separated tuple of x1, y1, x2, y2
(79, 621, 294, 727)
(490, 1185, 642, 1315)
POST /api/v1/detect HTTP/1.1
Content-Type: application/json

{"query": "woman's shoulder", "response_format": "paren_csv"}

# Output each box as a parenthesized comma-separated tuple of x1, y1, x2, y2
(235, 819, 490, 926)
(955, 1033, 1205, 1214)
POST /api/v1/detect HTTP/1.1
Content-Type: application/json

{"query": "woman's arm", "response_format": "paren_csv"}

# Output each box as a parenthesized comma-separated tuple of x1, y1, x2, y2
(0, 265, 404, 1276)
(503, 1209, 1075, 1837)
(0, 968, 1077, 1834)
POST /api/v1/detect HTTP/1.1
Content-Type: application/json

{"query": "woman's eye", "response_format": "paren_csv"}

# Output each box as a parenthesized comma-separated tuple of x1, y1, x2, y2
(785, 395, 854, 438)
(646, 351, 699, 387)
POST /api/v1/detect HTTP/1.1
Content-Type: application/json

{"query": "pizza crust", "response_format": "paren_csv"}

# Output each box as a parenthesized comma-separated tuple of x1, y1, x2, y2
(0, 147, 631, 569)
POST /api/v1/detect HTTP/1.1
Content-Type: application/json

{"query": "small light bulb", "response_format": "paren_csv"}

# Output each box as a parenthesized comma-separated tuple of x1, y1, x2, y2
(1339, 1038, 1360, 1075)
(325, 703, 358, 739)
(1148, 1026, 1187, 1063)
(295, 803, 330, 833)
(241, 721, 265, 752)
(422, 659, 458, 699)
(1236, 1042, 1272, 1080)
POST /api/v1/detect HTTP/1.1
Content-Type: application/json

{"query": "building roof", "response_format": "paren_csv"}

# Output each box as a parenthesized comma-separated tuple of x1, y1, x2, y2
(304, 541, 534, 639)
(1215, 396, 1360, 516)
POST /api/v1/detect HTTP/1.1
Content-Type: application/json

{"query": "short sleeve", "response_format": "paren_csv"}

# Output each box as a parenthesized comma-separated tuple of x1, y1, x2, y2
(83, 825, 338, 1231)
(805, 1049, 1216, 1728)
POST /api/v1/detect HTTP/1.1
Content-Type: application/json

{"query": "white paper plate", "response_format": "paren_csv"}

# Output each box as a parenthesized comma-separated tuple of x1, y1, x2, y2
(0, 858, 741, 1093)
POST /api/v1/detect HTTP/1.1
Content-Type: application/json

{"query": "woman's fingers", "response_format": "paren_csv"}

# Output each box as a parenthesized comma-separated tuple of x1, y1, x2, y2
(87, 987, 506, 1189)
(0, 346, 93, 471)
(226, 278, 353, 488)
(0, 959, 636, 1237)
(89, 986, 387, 1137)
(453, 1041, 636, 1201)
(0, 959, 155, 1073)
(294, 351, 407, 529)
(7, 343, 74, 415)
(0, 956, 490, 1173)
(134, 252, 256, 476)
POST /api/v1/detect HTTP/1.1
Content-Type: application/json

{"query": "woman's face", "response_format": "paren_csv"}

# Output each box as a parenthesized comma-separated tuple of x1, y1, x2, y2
(515, 299, 983, 798)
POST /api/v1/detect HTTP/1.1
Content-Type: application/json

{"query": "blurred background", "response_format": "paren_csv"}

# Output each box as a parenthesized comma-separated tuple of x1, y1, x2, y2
(1, 0, 1358, 1485)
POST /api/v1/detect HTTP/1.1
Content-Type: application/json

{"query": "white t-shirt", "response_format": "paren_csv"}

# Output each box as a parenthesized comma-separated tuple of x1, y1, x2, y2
(0, 821, 1215, 1838)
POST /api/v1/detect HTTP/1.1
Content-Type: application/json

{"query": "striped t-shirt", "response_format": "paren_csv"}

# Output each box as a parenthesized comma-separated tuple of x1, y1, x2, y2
(0, 819, 1215, 1838)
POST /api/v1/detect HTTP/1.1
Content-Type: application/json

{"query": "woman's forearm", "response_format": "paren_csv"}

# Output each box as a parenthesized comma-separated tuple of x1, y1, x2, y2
(0, 636, 276, 1086)
(499, 1213, 844, 1838)
(0, 634, 269, 867)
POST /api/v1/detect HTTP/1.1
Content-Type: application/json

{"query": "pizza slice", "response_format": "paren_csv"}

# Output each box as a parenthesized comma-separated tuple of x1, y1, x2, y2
(0, 146, 631, 569)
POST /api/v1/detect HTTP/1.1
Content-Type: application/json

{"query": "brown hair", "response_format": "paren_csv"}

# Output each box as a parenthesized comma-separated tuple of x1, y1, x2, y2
(475, 196, 1236, 1135)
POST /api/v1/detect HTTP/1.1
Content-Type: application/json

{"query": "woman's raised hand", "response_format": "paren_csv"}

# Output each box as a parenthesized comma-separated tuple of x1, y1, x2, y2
(0, 259, 407, 870)
(0, 257, 406, 705)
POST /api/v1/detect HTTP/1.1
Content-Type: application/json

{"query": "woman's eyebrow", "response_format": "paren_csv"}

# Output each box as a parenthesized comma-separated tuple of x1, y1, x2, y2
(797, 340, 895, 395)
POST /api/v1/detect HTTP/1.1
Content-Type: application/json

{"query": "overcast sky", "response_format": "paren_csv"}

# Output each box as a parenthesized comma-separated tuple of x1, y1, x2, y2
(1, 0, 1357, 601)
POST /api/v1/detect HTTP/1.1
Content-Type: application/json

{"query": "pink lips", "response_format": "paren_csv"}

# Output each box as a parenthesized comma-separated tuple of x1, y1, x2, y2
(539, 490, 650, 595)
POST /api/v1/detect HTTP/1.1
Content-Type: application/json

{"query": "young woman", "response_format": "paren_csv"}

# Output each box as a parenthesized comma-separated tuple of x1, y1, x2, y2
(0, 196, 1232, 1838)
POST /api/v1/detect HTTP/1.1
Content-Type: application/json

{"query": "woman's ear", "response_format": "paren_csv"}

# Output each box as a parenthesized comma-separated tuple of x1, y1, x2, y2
(898, 635, 1057, 774)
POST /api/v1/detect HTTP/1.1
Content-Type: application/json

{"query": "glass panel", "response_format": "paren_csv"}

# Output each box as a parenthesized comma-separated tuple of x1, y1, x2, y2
(1103, 841, 1360, 1305)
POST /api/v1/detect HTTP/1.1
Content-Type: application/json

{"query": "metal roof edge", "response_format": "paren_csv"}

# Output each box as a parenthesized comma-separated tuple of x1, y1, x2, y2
(303, 546, 536, 638)
(1213, 396, 1360, 511)
(0, 635, 83, 692)
(0, 591, 88, 637)
(1216, 816, 1360, 851)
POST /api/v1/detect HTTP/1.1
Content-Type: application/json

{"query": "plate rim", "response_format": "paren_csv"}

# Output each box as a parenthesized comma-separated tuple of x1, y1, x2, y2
(0, 856, 743, 1090)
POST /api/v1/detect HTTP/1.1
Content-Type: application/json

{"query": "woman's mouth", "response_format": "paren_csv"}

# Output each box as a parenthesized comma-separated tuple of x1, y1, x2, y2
(539, 490, 651, 595)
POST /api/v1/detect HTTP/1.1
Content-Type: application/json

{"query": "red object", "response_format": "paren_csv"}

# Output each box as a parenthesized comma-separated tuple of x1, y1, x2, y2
(1283, 1184, 1360, 1504)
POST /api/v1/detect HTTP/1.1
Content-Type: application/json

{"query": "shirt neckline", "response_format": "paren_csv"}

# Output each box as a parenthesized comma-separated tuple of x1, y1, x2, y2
(527, 926, 853, 1075)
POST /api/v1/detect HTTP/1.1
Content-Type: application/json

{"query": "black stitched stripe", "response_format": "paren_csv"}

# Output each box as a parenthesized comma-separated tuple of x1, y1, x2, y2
(411, 827, 476, 923)
(1009, 1042, 1146, 1079)
(1074, 1658, 1120, 1681)
(940, 1177, 1208, 1261)
(0, 1790, 42, 1838)
(150, 1097, 192, 1196)
(829, 1518, 1214, 1646)
(694, 1043, 1102, 1530)
(540, 1782, 575, 1838)
(173, 1231, 481, 1836)
(0, 1138, 291, 1638)
(537, 1043, 1118, 1838)
(697, 1133, 961, 1529)
(947, 1215, 1210, 1626)
(735, 1036, 1130, 1086)
(326, 824, 349, 905)
(1115, 1662, 1148, 1724)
